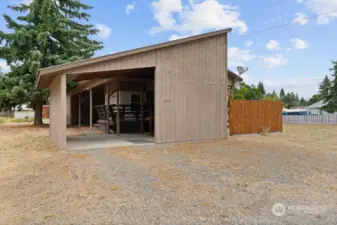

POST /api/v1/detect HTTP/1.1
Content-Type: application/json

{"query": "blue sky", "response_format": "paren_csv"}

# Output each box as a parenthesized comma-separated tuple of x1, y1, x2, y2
(1, 0, 337, 98)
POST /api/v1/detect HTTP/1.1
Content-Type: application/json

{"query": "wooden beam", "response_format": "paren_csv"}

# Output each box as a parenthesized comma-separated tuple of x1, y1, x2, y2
(78, 93, 81, 127)
(116, 80, 120, 136)
(89, 88, 93, 129)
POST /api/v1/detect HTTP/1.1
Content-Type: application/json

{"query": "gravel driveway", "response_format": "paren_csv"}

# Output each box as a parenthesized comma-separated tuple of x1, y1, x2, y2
(71, 134, 337, 225)
(1, 125, 337, 225)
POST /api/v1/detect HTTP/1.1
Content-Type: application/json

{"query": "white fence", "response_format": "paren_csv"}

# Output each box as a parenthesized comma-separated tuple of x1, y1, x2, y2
(283, 115, 337, 125)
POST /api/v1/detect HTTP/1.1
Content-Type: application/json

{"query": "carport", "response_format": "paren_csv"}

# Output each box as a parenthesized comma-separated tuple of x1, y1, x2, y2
(35, 28, 231, 149)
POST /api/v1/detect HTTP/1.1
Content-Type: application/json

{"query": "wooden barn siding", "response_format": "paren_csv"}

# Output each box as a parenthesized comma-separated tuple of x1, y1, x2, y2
(64, 34, 228, 143)
(283, 115, 337, 125)
(66, 51, 157, 75)
(230, 100, 283, 135)
(49, 74, 67, 149)
(155, 34, 227, 143)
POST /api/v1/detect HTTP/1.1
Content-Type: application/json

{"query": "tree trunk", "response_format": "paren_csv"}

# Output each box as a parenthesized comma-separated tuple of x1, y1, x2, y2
(34, 99, 43, 125)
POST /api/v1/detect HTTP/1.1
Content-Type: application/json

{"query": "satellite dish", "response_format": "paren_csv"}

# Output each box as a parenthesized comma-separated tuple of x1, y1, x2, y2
(237, 66, 248, 75)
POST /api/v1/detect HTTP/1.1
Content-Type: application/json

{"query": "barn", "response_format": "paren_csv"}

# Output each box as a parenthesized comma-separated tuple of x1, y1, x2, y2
(35, 28, 232, 149)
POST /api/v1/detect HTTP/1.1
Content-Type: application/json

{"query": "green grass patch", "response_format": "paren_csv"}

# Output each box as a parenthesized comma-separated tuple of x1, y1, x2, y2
(0, 117, 34, 124)
(10, 118, 34, 123)
(0, 117, 10, 124)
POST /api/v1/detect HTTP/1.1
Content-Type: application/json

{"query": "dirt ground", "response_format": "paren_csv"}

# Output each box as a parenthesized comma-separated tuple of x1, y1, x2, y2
(0, 124, 336, 224)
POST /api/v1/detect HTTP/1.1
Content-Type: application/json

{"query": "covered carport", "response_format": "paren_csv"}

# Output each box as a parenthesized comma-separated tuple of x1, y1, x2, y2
(35, 28, 231, 149)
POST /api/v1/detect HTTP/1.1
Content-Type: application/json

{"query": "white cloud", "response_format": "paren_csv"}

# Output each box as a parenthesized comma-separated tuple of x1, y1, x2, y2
(21, 0, 32, 4)
(240, 72, 254, 83)
(126, 2, 136, 15)
(298, 0, 337, 24)
(286, 48, 293, 52)
(228, 47, 256, 67)
(260, 54, 288, 68)
(168, 34, 188, 41)
(266, 40, 281, 50)
(0, 60, 10, 73)
(96, 24, 112, 39)
(151, 0, 182, 32)
(292, 12, 309, 25)
(244, 41, 254, 47)
(150, 0, 248, 35)
(290, 38, 309, 49)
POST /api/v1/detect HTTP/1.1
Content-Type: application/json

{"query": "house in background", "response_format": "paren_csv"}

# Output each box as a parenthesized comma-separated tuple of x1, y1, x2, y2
(283, 108, 309, 115)
(14, 104, 35, 119)
(307, 100, 337, 115)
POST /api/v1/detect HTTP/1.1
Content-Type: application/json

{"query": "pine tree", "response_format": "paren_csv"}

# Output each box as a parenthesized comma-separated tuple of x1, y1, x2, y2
(308, 94, 321, 106)
(279, 88, 285, 101)
(0, 0, 102, 124)
(319, 75, 331, 102)
(257, 81, 266, 99)
(300, 97, 307, 106)
(323, 61, 337, 113)
(264, 90, 279, 101)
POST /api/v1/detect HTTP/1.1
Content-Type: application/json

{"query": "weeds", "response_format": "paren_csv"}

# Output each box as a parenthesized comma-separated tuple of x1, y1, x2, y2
(260, 126, 270, 136)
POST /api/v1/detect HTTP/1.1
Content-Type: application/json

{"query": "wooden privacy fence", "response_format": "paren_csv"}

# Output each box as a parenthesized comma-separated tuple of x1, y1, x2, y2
(283, 115, 337, 125)
(229, 100, 283, 135)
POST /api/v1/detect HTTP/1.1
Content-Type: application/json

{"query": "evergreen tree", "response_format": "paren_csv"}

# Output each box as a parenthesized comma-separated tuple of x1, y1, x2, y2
(257, 81, 266, 99)
(279, 88, 285, 101)
(308, 94, 322, 106)
(300, 97, 307, 106)
(0, 0, 102, 124)
(323, 61, 337, 113)
(264, 90, 279, 101)
(319, 75, 331, 102)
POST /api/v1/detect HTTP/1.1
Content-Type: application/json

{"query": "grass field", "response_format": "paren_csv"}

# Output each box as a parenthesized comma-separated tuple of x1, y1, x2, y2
(0, 116, 34, 124)
(0, 124, 336, 224)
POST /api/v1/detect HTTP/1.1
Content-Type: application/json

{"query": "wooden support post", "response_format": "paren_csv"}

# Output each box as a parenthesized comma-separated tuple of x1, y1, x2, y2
(116, 80, 120, 136)
(149, 92, 153, 136)
(89, 88, 93, 129)
(106, 82, 110, 134)
(78, 93, 81, 127)
(140, 86, 144, 135)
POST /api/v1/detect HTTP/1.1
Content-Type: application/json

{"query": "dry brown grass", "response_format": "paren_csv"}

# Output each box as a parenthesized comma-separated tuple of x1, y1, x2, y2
(0, 125, 129, 224)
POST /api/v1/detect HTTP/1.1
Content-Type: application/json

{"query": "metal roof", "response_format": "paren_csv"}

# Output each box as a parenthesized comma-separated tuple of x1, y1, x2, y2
(307, 100, 328, 109)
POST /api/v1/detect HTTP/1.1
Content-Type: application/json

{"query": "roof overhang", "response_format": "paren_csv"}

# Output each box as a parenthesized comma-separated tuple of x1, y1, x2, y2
(228, 70, 243, 82)
(35, 28, 232, 89)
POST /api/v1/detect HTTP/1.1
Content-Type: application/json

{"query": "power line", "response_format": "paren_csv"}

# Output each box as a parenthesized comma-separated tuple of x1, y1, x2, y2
(240, 9, 337, 38)
(231, 9, 337, 74)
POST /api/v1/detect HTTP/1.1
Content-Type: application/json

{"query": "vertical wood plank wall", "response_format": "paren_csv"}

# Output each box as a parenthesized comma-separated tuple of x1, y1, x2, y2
(49, 74, 67, 149)
(155, 34, 228, 143)
(63, 33, 229, 144)
(230, 100, 283, 135)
